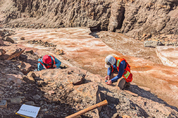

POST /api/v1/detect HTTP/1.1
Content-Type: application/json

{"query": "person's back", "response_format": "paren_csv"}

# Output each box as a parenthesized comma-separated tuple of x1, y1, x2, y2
(37, 55, 61, 71)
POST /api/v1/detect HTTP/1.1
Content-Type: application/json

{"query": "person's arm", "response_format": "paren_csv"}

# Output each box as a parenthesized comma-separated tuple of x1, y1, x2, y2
(105, 67, 112, 80)
(53, 57, 61, 68)
(107, 67, 112, 76)
(37, 59, 44, 71)
(111, 60, 126, 83)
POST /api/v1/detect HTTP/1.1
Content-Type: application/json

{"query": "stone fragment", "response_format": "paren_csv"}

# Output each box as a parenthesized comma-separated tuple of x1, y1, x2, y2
(144, 41, 158, 48)
(41, 108, 48, 112)
(34, 67, 86, 85)
(56, 49, 64, 55)
(154, 105, 171, 115)
(20, 37, 25, 40)
(4, 36, 14, 43)
(48, 91, 55, 95)
(0, 30, 3, 36)
(7, 74, 23, 84)
(122, 115, 131, 118)
(0, 90, 4, 96)
(10, 96, 24, 104)
(12, 37, 18, 41)
(0, 49, 6, 56)
(112, 113, 120, 118)
(0, 38, 4, 46)
(21, 62, 32, 75)
(25, 50, 34, 54)
(33, 94, 41, 100)
(25, 101, 35, 105)
(26, 71, 37, 82)
(0, 100, 7, 108)
(157, 41, 165, 46)
(7, 48, 26, 60)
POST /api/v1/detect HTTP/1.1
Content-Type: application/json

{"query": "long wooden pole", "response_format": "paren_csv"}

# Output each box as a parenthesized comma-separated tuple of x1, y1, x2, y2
(66, 100, 108, 118)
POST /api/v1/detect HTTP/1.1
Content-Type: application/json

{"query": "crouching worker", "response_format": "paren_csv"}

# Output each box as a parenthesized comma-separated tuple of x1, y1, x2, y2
(105, 55, 133, 90)
(37, 55, 61, 71)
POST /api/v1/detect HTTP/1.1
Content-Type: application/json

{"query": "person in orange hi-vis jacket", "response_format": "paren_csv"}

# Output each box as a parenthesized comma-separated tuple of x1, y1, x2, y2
(105, 55, 133, 90)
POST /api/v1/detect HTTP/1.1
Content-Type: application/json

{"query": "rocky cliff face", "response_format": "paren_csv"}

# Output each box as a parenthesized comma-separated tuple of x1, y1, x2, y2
(1, 0, 178, 39)
(120, 0, 178, 40)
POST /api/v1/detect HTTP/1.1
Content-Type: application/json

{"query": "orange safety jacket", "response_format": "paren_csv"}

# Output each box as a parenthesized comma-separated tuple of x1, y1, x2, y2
(111, 56, 133, 82)
(38, 55, 56, 69)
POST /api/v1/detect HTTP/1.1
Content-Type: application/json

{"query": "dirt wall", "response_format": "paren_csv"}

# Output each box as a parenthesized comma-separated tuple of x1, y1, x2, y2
(1, 0, 178, 39)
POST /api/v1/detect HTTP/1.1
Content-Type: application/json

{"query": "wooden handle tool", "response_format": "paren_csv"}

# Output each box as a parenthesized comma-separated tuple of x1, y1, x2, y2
(66, 100, 108, 118)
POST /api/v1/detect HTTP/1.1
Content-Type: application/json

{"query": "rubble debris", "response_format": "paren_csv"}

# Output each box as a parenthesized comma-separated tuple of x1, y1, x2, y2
(20, 37, 25, 40)
(7, 74, 23, 84)
(9, 96, 24, 104)
(26, 68, 101, 117)
(141, 33, 151, 41)
(26, 71, 37, 82)
(24, 101, 35, 105)
(72, 74, 85, 85)
(111, 113, 120, 118)
(0, 29, 15, 37)
(144, 41, 158, 48)
(0, 90, 4, 96)
(0, 38, 4, 45)
(0, 49, 6, 56)
(3, 36, 15, 43)
(56, 49, 64, 55)
(60, 64, 68, 69)
(0, 30, 3, 36)
(20, 62, 32, 75)
(122, 115, 131, 118)
(7, 48, 26, 60)
(0, 100, 7, 108)
(25, 50, 34, 54)
(27, 40, 56, 47)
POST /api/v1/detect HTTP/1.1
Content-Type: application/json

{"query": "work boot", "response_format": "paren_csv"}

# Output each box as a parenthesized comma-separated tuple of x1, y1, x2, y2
(124, 82, 130, 89)
(118, 78, 126, 90)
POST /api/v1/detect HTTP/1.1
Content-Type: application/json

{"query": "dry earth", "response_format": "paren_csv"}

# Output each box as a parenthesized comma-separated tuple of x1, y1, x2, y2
(0, 28, 178, 118)
(0, 0, 178, 118)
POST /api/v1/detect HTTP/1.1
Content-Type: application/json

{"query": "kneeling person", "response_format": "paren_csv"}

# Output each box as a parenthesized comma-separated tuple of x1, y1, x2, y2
(37, 55, 61, 71)
(105, 55, 133, 90)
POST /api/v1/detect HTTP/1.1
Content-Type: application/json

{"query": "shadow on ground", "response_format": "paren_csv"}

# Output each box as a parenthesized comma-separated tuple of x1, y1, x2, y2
(3, 76, 81, 118)
(128, 84, 178, 111)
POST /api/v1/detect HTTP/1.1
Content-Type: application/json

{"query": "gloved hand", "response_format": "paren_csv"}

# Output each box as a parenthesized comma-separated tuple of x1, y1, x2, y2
(53, 64, 57, 68)
(106, 80, 112, 85)
(105, 75, 109, 80)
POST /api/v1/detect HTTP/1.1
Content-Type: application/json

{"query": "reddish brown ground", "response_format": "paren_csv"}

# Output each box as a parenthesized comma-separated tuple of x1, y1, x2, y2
(3, 28, 178, 108)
